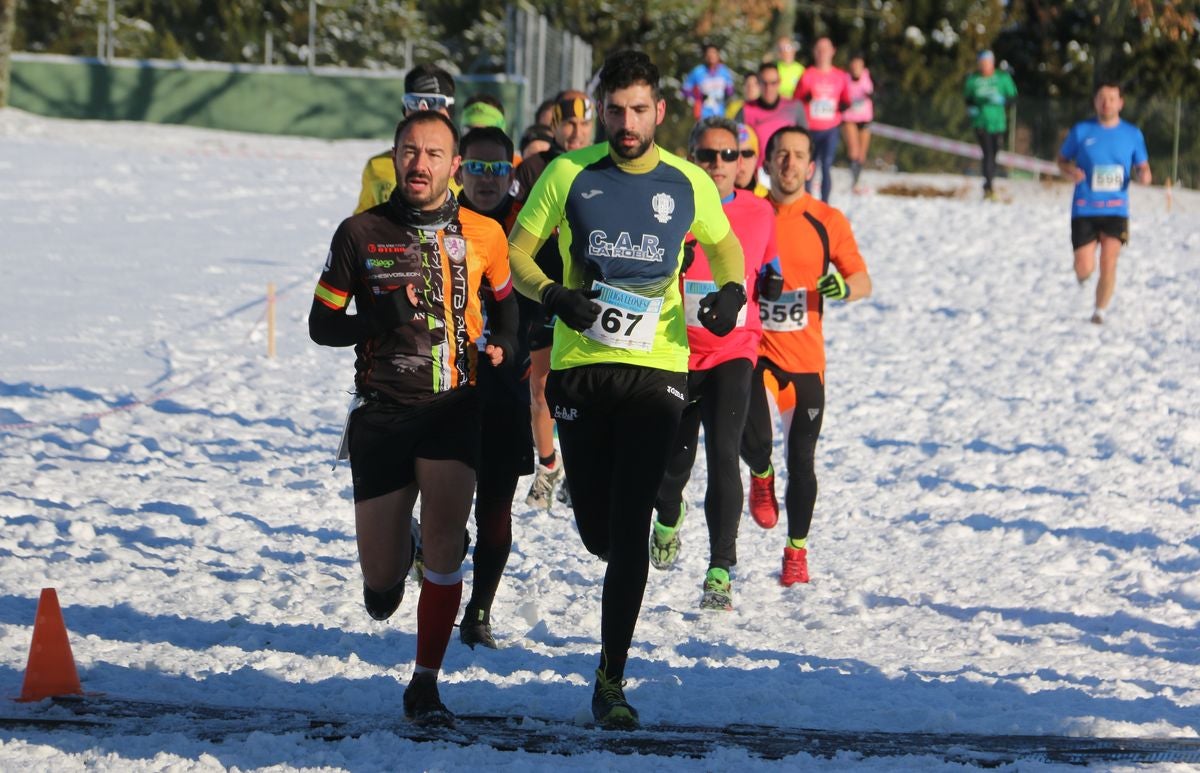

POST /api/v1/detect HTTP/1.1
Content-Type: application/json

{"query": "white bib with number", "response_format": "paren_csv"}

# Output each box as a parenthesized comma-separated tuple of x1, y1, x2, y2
(1091, 164, 1124, 192)
(583, 280, 662, 351)
(683, 279, 747, 329)
(810, 98, 837, 120)
(759, 289, 809, 332)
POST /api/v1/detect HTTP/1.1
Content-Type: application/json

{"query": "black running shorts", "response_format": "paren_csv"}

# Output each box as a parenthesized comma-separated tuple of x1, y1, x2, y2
(1071, 216, 1129, 249)
(348, 388, 480, 502)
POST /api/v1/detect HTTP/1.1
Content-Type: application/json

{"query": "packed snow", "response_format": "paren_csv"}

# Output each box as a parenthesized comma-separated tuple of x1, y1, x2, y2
(1, 108, 1198, 771)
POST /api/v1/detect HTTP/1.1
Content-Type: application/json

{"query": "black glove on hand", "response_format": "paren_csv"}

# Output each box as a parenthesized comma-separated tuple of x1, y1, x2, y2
(697, 282, 747, 337)
(680, 240, 697, 275)
(758, 262, 784, 302)
(367, 285, 420, 336)
(541, 283, 601, 331)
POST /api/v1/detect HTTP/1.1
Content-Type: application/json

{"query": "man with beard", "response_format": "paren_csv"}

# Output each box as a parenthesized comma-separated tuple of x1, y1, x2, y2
(740, 125, 873, 587)
(309, 111, 517, 728)
(507, 50, 747, 729)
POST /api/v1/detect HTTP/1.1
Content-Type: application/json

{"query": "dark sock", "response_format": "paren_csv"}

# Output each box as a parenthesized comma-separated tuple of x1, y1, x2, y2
(539, 452, 557, 468)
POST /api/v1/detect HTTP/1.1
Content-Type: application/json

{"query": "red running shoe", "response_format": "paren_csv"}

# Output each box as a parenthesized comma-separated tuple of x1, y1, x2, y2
(748, 471, 779, 529)
(781, 546, 809, 586)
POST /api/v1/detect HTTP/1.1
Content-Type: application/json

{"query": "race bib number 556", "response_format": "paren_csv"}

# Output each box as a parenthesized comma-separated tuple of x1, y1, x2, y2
(583, 280, 663, 351)
(759, 289, 809, 332)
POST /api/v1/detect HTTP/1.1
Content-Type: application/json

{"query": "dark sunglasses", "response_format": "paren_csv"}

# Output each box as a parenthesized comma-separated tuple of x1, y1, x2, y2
(462, 159, 513, 177)
(740, 149, 756, 158)
(694, 148, 740, 163)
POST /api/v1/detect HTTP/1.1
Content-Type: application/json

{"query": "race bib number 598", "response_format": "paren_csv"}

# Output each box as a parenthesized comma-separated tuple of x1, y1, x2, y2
(1091, 164, 1124, 192)
(583, 280, 663, 351)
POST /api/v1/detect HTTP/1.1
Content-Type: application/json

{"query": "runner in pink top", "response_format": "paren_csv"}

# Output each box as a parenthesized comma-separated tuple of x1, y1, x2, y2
(740, 62, 808, 174)
(841, 53, 874, 192)
(794, 37, 851, 201)
(650, 116, 783, 611)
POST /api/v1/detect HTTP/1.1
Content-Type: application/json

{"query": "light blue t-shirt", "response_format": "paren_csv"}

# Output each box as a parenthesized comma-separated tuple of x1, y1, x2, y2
(1059, 118, 1148, 217)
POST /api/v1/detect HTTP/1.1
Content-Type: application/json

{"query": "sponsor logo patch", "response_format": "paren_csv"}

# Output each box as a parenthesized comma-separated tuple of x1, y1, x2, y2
(651, 192, 675, 223)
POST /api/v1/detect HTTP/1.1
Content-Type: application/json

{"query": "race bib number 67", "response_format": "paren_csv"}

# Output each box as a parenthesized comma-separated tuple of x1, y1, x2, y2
(583, 280, 663, 351)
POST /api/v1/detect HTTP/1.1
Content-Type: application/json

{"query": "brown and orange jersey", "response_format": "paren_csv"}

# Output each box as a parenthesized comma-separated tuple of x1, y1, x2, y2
(315, 200, 511, 403)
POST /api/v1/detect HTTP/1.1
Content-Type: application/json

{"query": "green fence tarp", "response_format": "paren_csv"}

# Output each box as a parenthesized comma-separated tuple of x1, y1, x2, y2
(9, 55, 525, 141)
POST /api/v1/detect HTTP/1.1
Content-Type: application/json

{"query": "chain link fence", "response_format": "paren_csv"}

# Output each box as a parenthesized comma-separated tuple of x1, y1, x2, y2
(504, 1, 593, 131)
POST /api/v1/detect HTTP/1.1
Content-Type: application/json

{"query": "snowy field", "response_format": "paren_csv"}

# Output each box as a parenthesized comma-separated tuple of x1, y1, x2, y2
(1, 108, 1198, 771)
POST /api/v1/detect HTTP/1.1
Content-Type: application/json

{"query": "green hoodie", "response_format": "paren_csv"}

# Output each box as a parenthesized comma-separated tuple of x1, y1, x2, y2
(964, 70, 1017, 133)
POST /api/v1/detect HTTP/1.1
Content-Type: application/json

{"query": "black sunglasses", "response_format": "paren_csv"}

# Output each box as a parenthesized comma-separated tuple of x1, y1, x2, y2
(694, 148, 740, 163)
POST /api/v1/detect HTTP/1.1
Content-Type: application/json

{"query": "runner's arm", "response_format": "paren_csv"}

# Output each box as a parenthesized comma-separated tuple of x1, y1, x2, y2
(1056, 155, 1085, 183)
(844, 271, 872, 302)
(697, 229, 746, 289)
(308, 298, 367, 346)
(508, 222, 555, 300)
(1134, 161, 1152, 185)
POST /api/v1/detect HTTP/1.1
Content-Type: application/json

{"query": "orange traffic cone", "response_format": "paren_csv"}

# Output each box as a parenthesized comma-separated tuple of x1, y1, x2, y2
(17, 588, 84, 702)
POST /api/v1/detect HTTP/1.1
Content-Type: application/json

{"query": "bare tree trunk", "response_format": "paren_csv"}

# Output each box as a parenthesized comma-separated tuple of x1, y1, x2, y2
(0, 0, 17, 108)
(773, 0, 796, 44)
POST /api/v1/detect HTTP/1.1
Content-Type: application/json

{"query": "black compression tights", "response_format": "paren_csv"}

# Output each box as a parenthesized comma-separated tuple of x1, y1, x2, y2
(465, 470, 518, 615)
(549, 366, 685, 681)
(741, 363, 825, 541)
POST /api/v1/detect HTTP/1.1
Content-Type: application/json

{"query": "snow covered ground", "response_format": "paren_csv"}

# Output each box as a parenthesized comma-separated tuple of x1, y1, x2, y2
(0, 108, 1198, 771)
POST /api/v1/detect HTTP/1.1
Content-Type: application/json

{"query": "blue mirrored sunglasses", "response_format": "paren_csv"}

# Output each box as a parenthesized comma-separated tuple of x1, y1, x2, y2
(462, 159, 514, 177)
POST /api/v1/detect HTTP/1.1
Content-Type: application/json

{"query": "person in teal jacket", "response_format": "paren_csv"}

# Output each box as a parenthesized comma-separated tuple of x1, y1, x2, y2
(964, 50, 1017, 199)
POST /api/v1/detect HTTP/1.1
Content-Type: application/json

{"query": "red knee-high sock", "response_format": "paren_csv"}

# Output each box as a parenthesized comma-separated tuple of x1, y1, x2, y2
(415, 570, 463, 672)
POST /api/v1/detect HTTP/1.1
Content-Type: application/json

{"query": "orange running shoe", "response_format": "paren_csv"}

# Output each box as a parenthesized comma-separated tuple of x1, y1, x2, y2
(781, 546, 809, 586)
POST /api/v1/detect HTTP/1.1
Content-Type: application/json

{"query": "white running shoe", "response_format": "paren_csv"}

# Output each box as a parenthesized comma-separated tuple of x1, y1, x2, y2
(525, 462, 563, 509)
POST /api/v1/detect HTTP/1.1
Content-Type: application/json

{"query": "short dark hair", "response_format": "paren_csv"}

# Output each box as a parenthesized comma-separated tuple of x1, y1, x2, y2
(758, 61, 779, 77)
(597, 50, 661, 102)
(518, 123, 555, 154)
(1095, 80, 1122, 97)
(404, 63, 455, 97)
(393, 110, 460, 155)
(764, 124, 811, 160)
(688, 115, 739, 156)
(460, 126, 514, 160)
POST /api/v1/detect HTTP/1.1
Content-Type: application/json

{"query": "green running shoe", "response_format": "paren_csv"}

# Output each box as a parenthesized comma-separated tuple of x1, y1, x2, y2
(649, 504, 685, 570)
(591, 669, 639, 730)
(699, 567, 733, 611)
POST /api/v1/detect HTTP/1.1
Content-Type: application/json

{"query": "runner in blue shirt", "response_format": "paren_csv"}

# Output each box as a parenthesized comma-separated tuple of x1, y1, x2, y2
(1057, 81, 1151, 324)
(682, 43, 736, 120)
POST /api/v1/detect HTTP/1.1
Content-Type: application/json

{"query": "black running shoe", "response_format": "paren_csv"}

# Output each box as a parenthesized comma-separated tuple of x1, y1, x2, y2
(459, 606, 498, 650)
(362, 579, 404, 621)
(591, 669, 639, 730)
(403, 672, 454, 728)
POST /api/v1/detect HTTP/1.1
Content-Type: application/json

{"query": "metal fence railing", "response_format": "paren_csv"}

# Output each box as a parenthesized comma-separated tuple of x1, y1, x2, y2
(871, 89, 1197, 188)
(504, 1, 593, 131)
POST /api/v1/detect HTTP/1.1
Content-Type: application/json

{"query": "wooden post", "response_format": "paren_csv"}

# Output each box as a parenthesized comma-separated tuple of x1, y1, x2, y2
(267, 283, 276, 358)
(1165, 177, 1172, 214)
